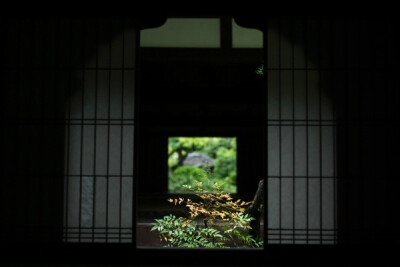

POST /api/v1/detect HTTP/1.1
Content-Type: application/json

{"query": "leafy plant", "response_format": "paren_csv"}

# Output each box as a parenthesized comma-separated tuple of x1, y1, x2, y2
(213, 147, 237, 192)
(151, 180, 263, 248)
(256, 63, 264, 76)
(169, 165, 207, 192)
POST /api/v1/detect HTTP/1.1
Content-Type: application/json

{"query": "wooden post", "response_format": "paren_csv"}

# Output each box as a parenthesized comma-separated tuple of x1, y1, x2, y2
(247, 179, 264, 238)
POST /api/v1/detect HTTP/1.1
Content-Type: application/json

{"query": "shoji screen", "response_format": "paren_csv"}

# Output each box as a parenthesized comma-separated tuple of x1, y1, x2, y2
(63, 19, 136, 243)
(1, 18, 137, 243)
(265, 19, 337, 244)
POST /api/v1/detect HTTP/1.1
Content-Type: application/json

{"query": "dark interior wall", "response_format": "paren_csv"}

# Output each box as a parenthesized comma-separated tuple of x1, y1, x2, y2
(138, 135, 168, 193)
(1, 14, 400, 265)
(137, 47, 264, 196)
(1, 19, 69, 241)
(334, 19, 400, 244)
(293, 19, 400, 244)
(137, 133, 264, 196)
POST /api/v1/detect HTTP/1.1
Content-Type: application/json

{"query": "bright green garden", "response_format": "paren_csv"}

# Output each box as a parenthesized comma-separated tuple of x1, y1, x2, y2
(168, 137, 237, 193)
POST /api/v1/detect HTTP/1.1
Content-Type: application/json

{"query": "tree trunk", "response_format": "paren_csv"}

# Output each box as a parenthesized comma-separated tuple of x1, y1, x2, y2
(247, 179, 264, 239)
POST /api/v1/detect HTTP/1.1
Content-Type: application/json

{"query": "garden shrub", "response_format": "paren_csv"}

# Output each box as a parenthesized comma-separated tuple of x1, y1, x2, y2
(213, 147, 236, 192)
(151, 180, 263, 248)
(169, 166, 207, 192)
(168, 137, 237, 193)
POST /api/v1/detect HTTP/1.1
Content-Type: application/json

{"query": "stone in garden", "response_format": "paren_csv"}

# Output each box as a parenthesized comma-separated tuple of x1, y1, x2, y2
(183, 152, 215, 168)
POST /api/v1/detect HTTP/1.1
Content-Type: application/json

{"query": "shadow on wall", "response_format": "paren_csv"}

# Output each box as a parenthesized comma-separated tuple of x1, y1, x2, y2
(1, 18, 138, 242)
(264, 20, 336, 244)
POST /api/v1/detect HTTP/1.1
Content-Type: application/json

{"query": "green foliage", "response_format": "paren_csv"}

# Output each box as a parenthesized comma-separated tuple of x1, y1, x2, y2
(168, 137, 237, 193)
(213, 147, 237, 192)
(256, 64, 264, 76)
(151, 180, 264, 248)
(169, 166, 207, 192)
(151, 214, 228, 248)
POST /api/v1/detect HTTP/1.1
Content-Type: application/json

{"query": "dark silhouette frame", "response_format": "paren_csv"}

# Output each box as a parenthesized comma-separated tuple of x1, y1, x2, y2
(1, 14, 399, 266)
